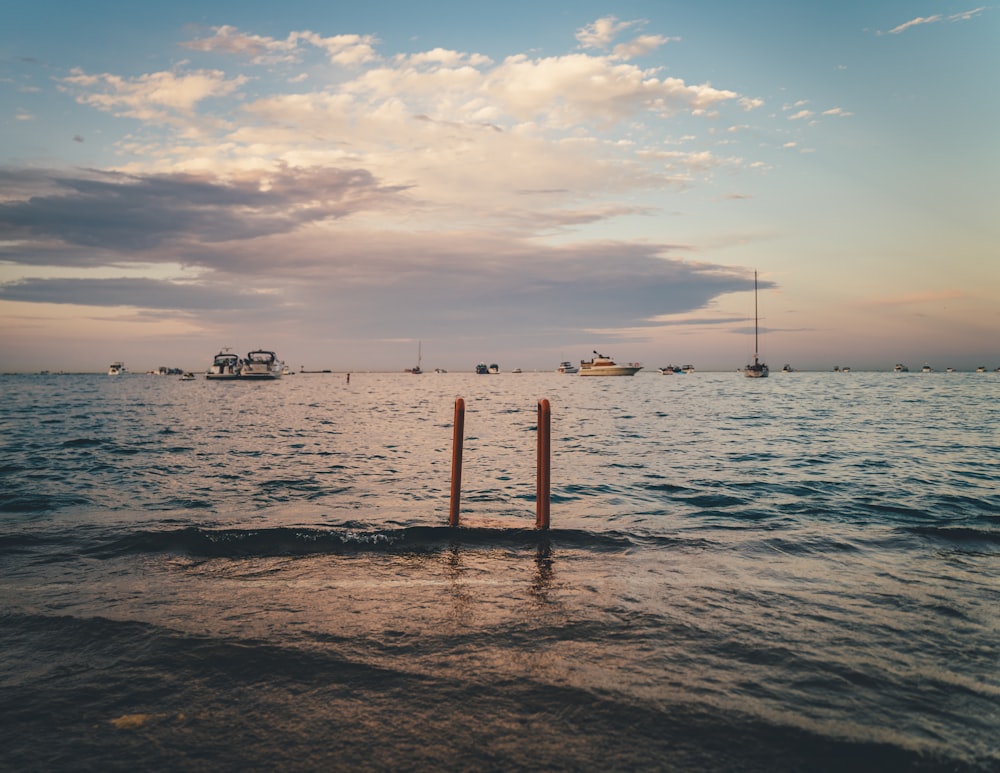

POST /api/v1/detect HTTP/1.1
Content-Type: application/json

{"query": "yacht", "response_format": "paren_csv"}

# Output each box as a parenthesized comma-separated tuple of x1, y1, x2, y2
(206, 349, 241, 380)
(893, 363, 909, 373)
(556, 361, 579, 374)
(107, 362, 126, 376)
(579, 352, 643, 376)
(488, 363, 500, 374)
(241, 350, 283, 379)
(475, 363, 489, 374)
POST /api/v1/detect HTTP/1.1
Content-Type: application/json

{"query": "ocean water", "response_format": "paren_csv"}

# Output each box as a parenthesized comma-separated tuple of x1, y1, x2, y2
(1, 370, 997, 772)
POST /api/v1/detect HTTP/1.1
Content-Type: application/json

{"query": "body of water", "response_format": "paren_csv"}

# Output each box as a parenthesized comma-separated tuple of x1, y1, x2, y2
(1, 370, 998, 771)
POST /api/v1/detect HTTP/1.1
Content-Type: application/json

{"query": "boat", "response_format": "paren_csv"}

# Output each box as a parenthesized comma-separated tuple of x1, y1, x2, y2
(976, 366, 986, 373)
(108, 362, 125, 376)
(742, 271, 768, 378)
(556, 361, 579, 374)
(241, 350, 283, 379)
(489, 363, 500, 374)
(511, 368, 522, 374)
(921, 364, 933, 373)
(179, 372, 196, 381)
(475, 363, 489, 374)
(405, 341, 423, 374)
(434, 368, 447, 374)
(893, 363, 909, 373)
(579, 351, 643, 376)
(207, 349, 241, 380)
(682, 365, 695, 374)
(657, 365, 683, 375)
(781, 364, 795, 373)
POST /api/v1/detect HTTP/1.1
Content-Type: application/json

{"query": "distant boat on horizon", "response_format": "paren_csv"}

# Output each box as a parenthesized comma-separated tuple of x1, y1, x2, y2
(405, 341, 422, 374)
(743, 271, 768, 379)
(580, 351, 642, 376)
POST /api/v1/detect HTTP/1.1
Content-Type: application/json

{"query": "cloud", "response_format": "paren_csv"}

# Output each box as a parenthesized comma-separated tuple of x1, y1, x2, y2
(59, 67, 247, 124)
(181, 25, 380, 66)
(0, 276, 256, 310)
(0, 167, 410, 255)
(576, 17, 640, 49)
(1, 18, 783, 360)
(882, 7, 986, 35)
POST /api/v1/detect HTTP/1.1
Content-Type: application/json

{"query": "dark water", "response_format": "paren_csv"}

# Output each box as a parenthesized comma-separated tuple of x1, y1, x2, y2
(1, 371, 998, 772)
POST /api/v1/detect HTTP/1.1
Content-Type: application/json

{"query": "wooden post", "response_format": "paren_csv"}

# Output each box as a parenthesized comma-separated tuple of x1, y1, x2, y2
(536, 399, 551, 530)
(449, 398, 465, 527)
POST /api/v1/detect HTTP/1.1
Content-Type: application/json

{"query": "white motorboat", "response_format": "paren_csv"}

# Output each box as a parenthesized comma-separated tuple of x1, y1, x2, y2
(179, 372, 196, 381)
(743, 271, 769, 379)
(108, 362, 125, 376)
(579, 352, 642, 376)
(241, 350, 283, 379)
(488, 363, 500, 374)
(206, 349, 241, 380)
(893, 363, 909, 373)
(556, 361, 579, 374)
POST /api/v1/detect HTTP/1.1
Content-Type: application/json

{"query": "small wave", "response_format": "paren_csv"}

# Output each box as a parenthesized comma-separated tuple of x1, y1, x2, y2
(85, 524, 638, 559)
(0, 492, 93, 514)
(902, 525, 1000, 546)
(61, 437, 107, 448)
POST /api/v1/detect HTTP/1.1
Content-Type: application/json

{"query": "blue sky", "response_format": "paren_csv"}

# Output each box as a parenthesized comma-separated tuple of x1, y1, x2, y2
(1, 1, 997, 372)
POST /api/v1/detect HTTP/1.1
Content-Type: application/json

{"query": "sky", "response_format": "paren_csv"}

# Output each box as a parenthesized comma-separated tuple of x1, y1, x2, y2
(1, 0, 997, 373)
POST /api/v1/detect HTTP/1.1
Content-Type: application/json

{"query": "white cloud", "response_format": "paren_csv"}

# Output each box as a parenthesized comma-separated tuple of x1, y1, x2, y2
(60, 68, 247, 123)
(576, 16, 639, 49)
(883, 7, 985, 35)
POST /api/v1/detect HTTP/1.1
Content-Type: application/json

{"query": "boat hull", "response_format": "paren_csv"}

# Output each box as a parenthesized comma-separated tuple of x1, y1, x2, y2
(579, 365, 643, 376)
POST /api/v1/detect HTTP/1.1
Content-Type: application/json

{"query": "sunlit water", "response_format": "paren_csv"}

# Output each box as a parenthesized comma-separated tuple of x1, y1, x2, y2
(1, 371, 998, 771)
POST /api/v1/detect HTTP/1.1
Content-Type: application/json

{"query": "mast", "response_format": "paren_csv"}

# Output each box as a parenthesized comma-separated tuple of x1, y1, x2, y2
(753, 270, 759, 364)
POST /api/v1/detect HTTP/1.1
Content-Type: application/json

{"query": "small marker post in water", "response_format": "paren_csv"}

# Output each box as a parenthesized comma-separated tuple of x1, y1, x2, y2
(536, 398, 551, 530)
(449, 397, 465, 527)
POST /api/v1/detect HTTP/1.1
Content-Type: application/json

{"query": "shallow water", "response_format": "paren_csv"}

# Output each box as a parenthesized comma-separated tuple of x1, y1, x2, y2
(1, 371, 998, 771)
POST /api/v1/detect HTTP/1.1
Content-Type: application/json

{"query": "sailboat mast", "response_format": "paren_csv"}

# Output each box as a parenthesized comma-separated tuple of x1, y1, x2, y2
(754, 271, 759, 360)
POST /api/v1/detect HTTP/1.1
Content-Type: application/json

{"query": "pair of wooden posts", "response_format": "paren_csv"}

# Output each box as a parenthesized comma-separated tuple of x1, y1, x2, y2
(448, 398, 551, 529)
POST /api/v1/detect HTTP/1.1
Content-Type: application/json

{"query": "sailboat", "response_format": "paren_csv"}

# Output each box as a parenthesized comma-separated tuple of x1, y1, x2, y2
(743, 271, 769, 378)
(406, 341, 423, 374)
